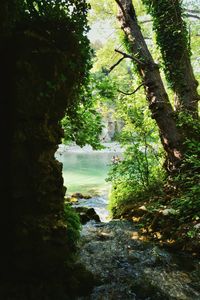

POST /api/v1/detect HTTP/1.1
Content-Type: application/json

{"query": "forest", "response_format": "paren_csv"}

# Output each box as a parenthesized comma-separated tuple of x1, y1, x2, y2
(0, 0, 199, 299)
(83, 0, 200, 250)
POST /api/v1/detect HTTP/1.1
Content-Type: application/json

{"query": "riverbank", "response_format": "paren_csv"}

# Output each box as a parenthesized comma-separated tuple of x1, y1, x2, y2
(111, 197, 200, 258)
(56, 142, 124, 155)
(65, 189, 200, 299)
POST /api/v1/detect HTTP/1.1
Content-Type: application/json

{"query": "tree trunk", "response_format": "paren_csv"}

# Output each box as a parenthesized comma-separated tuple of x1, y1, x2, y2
(115, 0, 183, 173)
(174, 57, 200, 116)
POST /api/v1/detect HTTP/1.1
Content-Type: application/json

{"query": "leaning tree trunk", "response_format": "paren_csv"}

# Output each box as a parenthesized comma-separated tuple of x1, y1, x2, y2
(115, 0, 183, 173)
(142, 0, 200, 117)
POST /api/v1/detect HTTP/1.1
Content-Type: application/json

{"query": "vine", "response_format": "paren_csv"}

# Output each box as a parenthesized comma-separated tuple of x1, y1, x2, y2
(142, 0, 190, 93)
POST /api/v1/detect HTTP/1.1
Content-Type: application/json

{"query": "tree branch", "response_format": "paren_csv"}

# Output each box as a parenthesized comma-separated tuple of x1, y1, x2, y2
(109, 48, 158, 73)
(139, 18, 152, 24)
(184, 13, 200, 20)
(109, 56, 125, 73)
(109, 49, 145, 73)
(118, 82, 146, 95)
(186, 9, 200, 14)
(115, 49, 145, 65)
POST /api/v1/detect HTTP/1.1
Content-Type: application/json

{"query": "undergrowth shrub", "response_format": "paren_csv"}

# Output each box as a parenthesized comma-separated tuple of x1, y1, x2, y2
(107, 144, 165, 216)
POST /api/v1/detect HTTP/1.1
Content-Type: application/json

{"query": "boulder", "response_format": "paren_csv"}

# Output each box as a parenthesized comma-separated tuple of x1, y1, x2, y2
(71, 193, 92, 199)
(74, 207, 101, 224)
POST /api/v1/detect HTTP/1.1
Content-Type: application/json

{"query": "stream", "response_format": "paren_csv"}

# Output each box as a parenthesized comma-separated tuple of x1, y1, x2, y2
(56, 144, 200, 300)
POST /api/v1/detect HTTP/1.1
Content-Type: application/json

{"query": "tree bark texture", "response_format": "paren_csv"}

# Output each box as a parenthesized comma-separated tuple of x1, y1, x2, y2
(115, 0, 184, 172)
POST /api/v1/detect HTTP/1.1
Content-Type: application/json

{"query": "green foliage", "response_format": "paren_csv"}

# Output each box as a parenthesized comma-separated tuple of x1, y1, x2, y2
(176, 111, 200, 177)
(91, 71, 117, 102)
(177, 111, 200, 138)
(18, 0, 92, 111)
(169, 180, 200, 240)
(171, 188, 200, 220)
(109, 179, 164, 216)
(107, 142, 165, 214)
(62, 104, 103, 149)
(168, 112, 200, 230)
(88, 15, 166, 214)
(107, 95, 165, 214)
(61, 70, 118, 149)
(16, 1, 103, 150)
(87, 0, 200, 249)
(88, 0, 116, 21)
(107, 105, 163, 187)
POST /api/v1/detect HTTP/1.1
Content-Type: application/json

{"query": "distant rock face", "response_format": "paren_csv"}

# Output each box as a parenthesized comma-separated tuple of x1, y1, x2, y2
(99, 111, 124, 142)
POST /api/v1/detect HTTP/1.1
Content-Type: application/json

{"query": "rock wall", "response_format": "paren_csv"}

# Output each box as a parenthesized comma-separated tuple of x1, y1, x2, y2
(0, 20, 93, 298)
(99, 110, 124, 142)
(11, 49, 69, 278)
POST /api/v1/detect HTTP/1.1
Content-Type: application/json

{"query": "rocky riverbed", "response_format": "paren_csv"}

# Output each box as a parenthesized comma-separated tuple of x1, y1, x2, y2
(77, 220, 200, 300)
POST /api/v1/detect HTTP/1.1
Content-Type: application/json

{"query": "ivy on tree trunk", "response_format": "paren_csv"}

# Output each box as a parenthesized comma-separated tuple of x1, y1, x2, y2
(142, 0, 200, 117)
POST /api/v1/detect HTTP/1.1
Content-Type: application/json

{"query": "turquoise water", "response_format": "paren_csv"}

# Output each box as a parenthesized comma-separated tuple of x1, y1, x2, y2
(56, 151, 117, 195)
(55, 146, 123, 221)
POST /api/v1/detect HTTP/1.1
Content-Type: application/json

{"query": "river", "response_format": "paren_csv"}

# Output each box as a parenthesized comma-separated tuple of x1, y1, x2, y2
(55, 143, 123, 222)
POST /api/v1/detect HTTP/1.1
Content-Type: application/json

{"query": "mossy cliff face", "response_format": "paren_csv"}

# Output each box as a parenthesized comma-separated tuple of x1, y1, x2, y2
(12, 43, 71, 277)
(0, 1, 93, 297)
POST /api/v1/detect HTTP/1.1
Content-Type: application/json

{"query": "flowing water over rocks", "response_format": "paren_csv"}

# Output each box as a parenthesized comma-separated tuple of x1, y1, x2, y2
(56, 145, 200, 299)
(78, 220, 200, 300)
(72, 194, 111, 223)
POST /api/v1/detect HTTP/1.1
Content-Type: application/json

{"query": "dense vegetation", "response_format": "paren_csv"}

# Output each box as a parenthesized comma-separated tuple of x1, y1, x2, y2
(87, 0, 200, 253)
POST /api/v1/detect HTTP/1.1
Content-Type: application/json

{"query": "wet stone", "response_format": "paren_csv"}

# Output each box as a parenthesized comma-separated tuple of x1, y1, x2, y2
(78, 220, 200, 300)
(74, 207, 101, 224)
